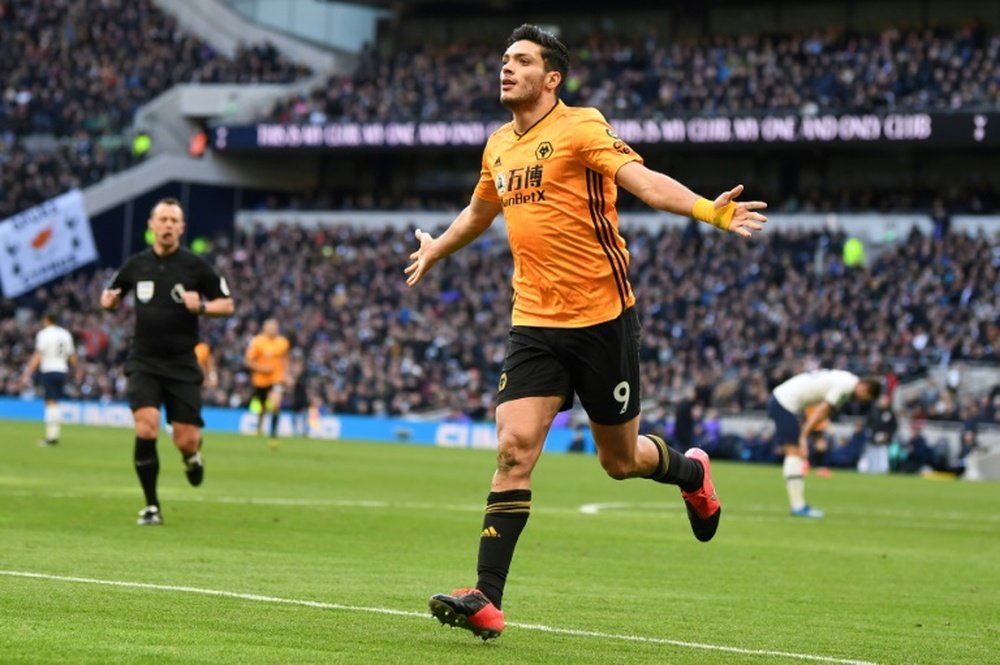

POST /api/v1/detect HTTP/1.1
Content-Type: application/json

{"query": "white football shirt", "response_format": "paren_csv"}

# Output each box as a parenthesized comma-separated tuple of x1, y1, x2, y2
(772, 369, 859, 415)
(35, 325, 75, 373)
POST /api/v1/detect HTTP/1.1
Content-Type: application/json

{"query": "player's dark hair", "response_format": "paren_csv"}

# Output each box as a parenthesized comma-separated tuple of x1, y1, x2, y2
(506, 24, 569, 88)
(860, 377, 882, 401)
(41, 311, 56, 325)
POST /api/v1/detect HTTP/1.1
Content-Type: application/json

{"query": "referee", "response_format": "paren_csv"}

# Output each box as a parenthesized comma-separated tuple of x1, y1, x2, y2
(101, 198, 234, 525)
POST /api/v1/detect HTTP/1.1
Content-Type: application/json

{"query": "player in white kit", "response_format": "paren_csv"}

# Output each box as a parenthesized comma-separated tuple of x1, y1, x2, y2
(17, 313, 78, 446)
(768, 370, 881, 517)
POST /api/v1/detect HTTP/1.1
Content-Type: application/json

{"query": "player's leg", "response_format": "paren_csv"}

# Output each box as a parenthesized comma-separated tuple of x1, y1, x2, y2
(267, 385, 283, 448)
(430, 395, 561, 640)
(573, 308, 719, 541)
(128, 372, 164, 524)
(133, 406, 163, 525)
(780, 443, 822, 516)
(769, 396, 822, 518)
(430, 326, 569, 640)
(252, 386, 269, 435)
(163, 378, 206, 487)
(39, 372, 65, 446)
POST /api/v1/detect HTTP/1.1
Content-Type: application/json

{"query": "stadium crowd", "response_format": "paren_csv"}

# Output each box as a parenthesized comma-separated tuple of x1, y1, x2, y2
(268, 22, 999, 125)
(3, 7, 998, 221)
(0, 0, 309, 220)
(2, 223, 998, 443)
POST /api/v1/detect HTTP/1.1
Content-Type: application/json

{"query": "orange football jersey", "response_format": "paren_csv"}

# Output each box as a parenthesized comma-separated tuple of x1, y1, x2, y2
(474, 101, 642, 327)
(245, 335, 290, 388)
(194, 341, 211, 373)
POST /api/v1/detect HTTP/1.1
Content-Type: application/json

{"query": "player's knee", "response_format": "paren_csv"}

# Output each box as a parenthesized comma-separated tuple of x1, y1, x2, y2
(172, 428, 200, 453)
(134, 421, 159, 439)
(597, 450, 637, 480)
(495, 431, 536, 476)
(495, 443, 524, 475)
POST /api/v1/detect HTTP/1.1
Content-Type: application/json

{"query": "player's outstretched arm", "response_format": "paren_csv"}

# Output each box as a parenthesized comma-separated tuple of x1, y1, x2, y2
(616, 162, 767, 238)
(405, 195, 502, 287)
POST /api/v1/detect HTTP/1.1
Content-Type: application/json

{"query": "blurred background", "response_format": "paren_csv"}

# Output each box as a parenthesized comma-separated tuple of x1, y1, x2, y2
(1, 0, 998, 478)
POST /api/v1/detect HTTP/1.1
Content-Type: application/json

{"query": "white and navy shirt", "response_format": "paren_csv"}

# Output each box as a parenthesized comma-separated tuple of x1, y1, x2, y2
(772, 369, 859, 415)
(35, 324, 75, 373)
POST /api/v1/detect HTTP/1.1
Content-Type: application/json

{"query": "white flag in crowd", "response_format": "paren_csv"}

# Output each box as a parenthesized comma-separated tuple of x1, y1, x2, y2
(0, 190, 98, 298)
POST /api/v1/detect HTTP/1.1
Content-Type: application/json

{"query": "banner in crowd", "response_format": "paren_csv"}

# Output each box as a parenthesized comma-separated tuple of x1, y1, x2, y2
(0, 190, 98, 297)
(0, 398, 585, 453)
(211, 111, 999, 150)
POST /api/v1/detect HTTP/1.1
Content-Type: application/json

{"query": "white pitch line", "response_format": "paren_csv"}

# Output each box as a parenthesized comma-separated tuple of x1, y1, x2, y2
(1, 570, 877, 665)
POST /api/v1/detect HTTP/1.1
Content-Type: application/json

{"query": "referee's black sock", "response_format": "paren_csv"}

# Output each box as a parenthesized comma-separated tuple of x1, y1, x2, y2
(476, 489, 531, 610)
(133, 437, 159, 507)
(644, 435, 703, 492)
(270, 412, 279, 438)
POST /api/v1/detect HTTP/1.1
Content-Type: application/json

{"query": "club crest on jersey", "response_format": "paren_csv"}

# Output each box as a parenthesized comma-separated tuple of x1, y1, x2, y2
(170, 283, 186, 304)
(136, 281, 154, 303)
(495, 172, 506, 195)
(534, 141, 553, 160)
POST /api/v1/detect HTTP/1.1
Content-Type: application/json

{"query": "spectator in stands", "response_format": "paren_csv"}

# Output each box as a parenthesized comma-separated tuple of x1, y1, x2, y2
(953, 427, 980, 476)
(1, 223, 997, 446)
(828, 420, 868, 469)
(860, 393, 898, 474)
(0, 0, 308, 219)
(268, 23, 1000, 125)
(898, 420, 934, 473)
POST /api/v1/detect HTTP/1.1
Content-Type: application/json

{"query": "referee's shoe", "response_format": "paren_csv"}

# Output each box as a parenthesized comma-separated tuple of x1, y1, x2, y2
(184, 451, 204, 487)
(137, 505, 163, 526)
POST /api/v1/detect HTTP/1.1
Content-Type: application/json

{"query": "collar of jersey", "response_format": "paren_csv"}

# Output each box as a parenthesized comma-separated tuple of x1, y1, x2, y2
(512, 99, 563, 140)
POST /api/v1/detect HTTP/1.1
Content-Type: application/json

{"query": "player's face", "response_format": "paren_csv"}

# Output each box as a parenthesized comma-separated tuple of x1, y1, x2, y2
(500, 40, 557, 110)
(263, 320, 279, 337)
(148, 203, 185, 253)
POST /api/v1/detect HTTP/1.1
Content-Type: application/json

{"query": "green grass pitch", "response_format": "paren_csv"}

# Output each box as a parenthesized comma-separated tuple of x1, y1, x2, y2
(1, 421, 997, 664)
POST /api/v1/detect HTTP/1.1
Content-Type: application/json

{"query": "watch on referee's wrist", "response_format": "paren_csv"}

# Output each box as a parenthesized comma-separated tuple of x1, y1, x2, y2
(198, 301, 206, 315)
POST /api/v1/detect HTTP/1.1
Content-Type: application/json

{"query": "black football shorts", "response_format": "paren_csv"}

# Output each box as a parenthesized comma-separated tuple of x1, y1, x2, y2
(495, 307, 641, 426)
(127, 370, 205, 427)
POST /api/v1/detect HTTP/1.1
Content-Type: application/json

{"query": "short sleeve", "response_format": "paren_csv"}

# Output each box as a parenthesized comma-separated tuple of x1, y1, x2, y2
(473, 148, 501, 204)
(572, 109, 643, 180)
(198, 259, 230, 300)
(824, 375, 858, 409)
(107, 257, 135, 293)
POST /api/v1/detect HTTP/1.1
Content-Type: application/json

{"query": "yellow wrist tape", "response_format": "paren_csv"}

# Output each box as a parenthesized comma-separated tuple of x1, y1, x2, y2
(692, 197, 736, 231)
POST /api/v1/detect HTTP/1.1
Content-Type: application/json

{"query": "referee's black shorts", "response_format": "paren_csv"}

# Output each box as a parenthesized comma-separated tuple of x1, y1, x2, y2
(495, 307, 641, 426)
(127, 370, 204, 427)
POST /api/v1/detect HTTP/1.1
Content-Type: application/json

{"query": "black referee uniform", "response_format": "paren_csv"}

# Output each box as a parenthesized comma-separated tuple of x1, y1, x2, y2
(109, 247, 229, 423)
(107, 245, 231, 524)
